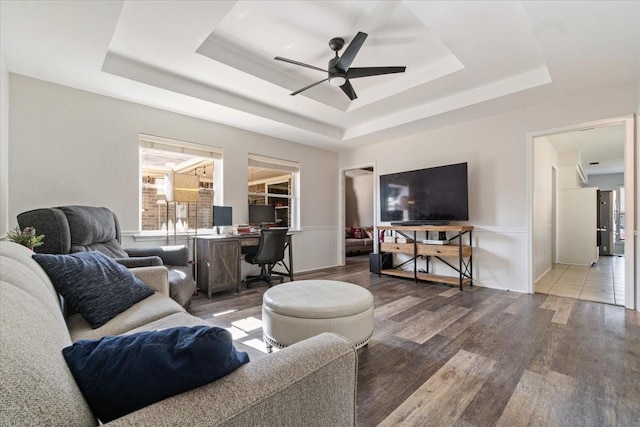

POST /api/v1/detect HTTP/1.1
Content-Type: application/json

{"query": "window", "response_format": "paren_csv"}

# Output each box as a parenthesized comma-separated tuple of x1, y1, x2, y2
(139, 135, 222, 232)
(248, 154, 299, 229)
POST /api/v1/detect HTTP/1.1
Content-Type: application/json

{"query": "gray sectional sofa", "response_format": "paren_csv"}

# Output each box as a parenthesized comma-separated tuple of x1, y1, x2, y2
(345, 226, 374, 255)
(0, 241, 358, 426)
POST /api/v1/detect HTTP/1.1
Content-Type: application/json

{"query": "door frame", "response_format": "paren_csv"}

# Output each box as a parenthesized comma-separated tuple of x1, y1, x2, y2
(551, 165, 557, 265)
(526, 115, 636, 310)
(339, 162, 376, 266)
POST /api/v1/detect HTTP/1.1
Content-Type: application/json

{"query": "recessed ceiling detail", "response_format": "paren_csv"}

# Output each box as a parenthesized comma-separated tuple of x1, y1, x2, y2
(2, 1, 638, 150)
(196, 1, 459, 111)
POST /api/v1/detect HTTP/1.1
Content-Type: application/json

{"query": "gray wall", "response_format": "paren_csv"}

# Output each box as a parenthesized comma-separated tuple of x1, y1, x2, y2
(7, 74, 340, 272)
(0, 49, 9, 236)
(338, 84, 637, 293)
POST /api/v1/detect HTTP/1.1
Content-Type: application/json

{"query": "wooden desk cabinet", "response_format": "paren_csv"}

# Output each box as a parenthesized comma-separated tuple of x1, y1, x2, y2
(196, 236, 241, 298)
(195, 232, 294, 298)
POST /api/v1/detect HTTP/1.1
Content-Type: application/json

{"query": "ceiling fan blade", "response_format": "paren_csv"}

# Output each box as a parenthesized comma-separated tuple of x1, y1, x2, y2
(340, 80, 358, 100)
(335, 32, 368, 72)
(348, 66, 406, 79)
(274, 56, 327, 73)
(290, 78, 329, 96)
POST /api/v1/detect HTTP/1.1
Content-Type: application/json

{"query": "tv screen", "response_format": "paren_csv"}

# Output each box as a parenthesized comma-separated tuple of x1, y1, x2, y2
(212, 206, 233, 227)
(380, 162, 468, 223)
(248, 204, 276, 225)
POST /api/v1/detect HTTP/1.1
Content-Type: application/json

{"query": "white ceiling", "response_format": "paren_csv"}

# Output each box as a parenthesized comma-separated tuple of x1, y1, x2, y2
(1, 1, 639, 151)
(546, 124, 626, 176)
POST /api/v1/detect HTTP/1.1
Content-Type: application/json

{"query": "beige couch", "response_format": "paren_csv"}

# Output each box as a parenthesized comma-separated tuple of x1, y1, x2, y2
(0, 241, 358, 426)
(345, 226, 374, 255)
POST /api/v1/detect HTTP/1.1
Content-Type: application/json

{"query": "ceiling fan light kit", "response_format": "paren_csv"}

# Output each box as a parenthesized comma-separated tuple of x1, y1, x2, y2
(329, 76, 346, 87)
(275, 31, 406, 101)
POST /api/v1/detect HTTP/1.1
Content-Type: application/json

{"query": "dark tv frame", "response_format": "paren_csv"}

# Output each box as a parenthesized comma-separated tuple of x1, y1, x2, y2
(379, 162, 469, 224)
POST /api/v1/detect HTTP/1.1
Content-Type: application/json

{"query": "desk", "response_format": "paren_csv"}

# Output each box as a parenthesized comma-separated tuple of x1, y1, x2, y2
(195, 233, 293, 298)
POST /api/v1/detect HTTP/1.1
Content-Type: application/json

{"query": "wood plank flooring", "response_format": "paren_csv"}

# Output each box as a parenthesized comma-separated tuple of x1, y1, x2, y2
(190, 256, 640, 426)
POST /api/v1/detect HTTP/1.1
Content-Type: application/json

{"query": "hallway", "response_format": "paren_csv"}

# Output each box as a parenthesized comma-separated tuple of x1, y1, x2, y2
(535, 256, 625, 306)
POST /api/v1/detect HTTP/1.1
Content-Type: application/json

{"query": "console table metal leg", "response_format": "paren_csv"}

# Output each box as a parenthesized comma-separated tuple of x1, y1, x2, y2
(287, 239, 294, 281)
(469, 230, 473, 286)
(458, 237, 463, 290)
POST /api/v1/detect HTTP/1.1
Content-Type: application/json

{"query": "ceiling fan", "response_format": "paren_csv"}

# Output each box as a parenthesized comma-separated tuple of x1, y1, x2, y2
(274, 31, 406, 101)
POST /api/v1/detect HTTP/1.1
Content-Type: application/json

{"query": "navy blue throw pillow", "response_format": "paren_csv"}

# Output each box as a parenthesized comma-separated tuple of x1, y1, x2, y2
(62, 326, 250, 422)
(32, 251, 154, 328)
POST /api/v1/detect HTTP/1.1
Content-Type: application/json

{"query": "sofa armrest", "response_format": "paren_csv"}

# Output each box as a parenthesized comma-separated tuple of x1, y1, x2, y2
(125, 245, 188, 267)
(115, 256, 163, 268)
(107, 333, 357, 426)
(130, 266, 170, 297)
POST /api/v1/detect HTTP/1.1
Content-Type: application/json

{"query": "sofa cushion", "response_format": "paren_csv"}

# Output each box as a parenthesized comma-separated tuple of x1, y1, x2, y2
(345, 238, 374, 247)
(364, 227, 374, 239)
(0, 282, 96, 426)
(124, 311, 267, 362)
(62, 326, 250, 422)
(0, 243, 65, 323)
(60, 206, 129, 257)
(67, 292, 184, 342)
(33, 251, 154, 328)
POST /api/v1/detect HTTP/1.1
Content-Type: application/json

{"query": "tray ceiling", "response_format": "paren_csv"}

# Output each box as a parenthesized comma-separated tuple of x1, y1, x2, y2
(1, 1, 639, 151)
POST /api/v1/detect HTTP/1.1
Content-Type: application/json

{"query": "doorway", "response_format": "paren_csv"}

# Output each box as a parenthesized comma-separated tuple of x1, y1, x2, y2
(528, 116, 635, 309)
(341, 164, 375, 265)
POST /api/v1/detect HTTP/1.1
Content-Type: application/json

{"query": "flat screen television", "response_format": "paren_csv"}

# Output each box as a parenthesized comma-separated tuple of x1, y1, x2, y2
(380, 162, 468, 224)
(248, 204, 276, 225)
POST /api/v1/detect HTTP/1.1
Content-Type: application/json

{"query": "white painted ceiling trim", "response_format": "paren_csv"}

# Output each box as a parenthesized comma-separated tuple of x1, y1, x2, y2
(1, 0, 638, 151)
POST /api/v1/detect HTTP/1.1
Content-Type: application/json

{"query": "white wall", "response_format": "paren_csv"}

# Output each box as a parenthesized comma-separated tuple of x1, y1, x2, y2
(339, 84, 637, 293)
(533, 136, 557, 281)
(636, 84, 640, 310)
(8, 74, 340, 272)
(586, 173, 624, 191)
(345, 173, 373, 227)
(0, 46, 9, 236)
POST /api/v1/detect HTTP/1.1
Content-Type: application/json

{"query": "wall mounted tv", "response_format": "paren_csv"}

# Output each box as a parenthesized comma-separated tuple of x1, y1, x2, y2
(380, 162, 468, 225)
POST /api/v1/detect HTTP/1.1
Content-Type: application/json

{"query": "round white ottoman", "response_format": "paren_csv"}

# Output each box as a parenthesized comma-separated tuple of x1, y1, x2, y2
(262, 280, 374, 350)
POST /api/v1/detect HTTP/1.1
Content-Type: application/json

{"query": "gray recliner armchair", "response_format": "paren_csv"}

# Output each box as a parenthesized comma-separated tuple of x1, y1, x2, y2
(17, 206, 196, 308)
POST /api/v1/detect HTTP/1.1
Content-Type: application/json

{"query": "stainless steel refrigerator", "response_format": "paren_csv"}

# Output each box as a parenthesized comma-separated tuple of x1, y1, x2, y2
(598, 190, 614, 256)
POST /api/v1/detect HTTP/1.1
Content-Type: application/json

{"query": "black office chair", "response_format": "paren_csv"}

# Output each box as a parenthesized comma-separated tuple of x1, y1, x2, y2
(244, 228, 289, 288)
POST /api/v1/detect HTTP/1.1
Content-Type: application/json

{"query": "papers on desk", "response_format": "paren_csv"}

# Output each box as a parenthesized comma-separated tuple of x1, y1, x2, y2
(237, 225, 252, 234)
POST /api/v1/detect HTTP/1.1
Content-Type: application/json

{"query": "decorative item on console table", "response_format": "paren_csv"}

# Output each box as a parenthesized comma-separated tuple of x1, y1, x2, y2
(376, 225, 473, 290)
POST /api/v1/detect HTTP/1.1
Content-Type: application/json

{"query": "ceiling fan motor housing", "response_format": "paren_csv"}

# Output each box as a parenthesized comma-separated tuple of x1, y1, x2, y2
(328, 56, 347, 86)
(329, 37, 345, 52)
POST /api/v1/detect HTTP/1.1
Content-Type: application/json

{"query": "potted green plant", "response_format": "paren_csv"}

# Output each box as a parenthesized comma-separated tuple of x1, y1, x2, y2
(6, 226, 45, 250)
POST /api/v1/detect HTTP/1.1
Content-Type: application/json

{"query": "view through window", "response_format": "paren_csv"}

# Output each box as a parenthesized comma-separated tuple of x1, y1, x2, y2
(248, 154, 299, 229)
(140, 136, 222, 232)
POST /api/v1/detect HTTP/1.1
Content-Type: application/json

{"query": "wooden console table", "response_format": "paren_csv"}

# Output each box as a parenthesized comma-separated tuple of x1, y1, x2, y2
(377, 225, 473, 290)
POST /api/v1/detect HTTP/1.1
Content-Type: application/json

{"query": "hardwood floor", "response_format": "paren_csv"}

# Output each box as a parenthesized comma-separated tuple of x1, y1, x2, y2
(190, 257, 640, 426)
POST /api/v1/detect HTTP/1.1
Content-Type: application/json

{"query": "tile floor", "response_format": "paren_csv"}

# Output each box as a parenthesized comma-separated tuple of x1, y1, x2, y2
(535, 255, 625, 306)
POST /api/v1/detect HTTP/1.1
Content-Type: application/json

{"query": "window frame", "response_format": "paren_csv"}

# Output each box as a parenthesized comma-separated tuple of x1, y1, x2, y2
(139, 134, 223, 233)
(248, 154, 300, 230)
